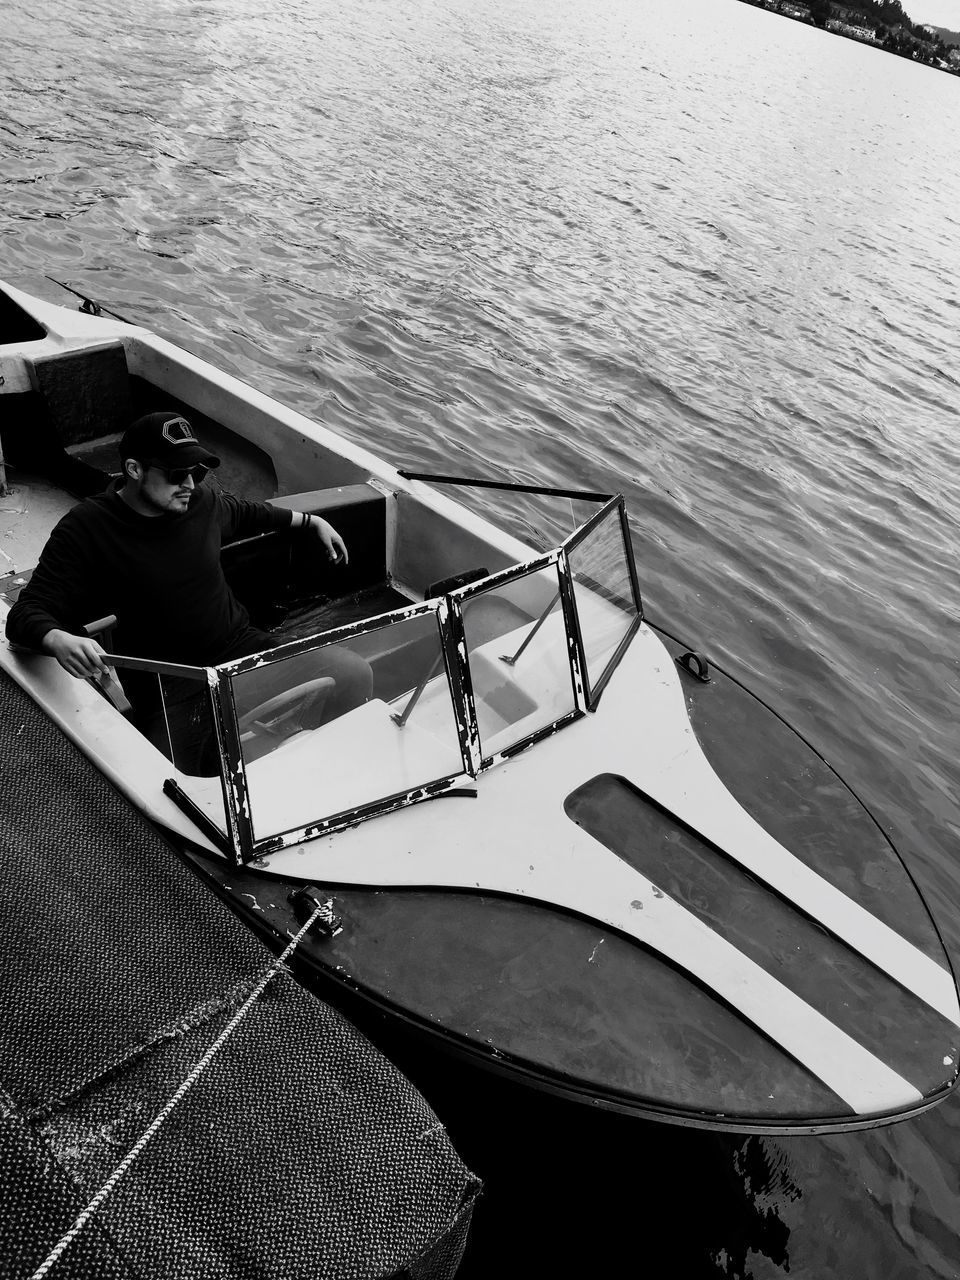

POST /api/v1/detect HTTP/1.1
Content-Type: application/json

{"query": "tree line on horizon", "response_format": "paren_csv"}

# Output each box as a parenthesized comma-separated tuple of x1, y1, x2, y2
(740, 0, 960, 69)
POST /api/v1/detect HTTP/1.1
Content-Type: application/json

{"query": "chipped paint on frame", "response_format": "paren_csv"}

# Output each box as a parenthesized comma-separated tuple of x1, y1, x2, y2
(253, 776, 479, 855)
(556, 550, 588, 709)
(438, 595, 483, 776)
(214, 598, 443, 678)
(210, 670, 255, 864)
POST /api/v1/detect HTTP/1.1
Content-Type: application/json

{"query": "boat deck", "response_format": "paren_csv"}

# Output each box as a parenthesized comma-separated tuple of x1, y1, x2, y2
(0, 469, 75, 577)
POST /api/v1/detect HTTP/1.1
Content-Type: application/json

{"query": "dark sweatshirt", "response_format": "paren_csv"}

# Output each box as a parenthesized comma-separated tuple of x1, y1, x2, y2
(5, 482, 294, 666)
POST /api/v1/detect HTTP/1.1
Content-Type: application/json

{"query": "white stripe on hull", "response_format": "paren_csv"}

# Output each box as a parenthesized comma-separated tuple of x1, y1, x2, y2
(536, 851, 924, 1115)
(639, 761, 960, 1027)
(257, 627, 955, 1113)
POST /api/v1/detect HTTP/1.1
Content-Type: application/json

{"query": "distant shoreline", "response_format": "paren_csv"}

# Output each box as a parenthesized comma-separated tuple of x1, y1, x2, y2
(738, 0, 960, 75)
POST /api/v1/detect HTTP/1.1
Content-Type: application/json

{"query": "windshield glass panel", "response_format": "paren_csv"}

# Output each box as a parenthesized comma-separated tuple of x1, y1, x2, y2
(140, 668, 229, 847)
(229, 613, 466, 842)
(153, 671, 221, 777)
(457, 563, 578, 761)
(567, 506, 639, 700)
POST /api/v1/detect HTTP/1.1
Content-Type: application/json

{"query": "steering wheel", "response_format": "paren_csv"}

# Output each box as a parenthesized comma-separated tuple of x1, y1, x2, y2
(237, 676, 336, 741)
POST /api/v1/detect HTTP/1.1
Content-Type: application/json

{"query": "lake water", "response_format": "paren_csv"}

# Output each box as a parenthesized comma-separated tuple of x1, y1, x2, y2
(3, 0, 960, 1274)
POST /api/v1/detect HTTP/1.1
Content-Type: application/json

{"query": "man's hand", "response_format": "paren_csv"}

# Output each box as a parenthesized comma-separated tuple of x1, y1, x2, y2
(306, 515, 349, 565)
(42, 629, 108, 679)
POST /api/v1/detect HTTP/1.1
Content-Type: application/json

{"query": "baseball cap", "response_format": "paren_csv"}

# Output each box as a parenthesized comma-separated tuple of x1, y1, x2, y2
(118, 412, 221, 470)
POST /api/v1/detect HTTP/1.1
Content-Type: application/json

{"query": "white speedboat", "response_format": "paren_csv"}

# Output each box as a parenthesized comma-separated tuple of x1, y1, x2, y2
(2, 277, 957, 1134)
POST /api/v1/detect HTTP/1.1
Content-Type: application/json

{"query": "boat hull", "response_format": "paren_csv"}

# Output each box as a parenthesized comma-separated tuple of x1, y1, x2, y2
(172, 621, 958, 1133)
(1, 277, 957, 1134)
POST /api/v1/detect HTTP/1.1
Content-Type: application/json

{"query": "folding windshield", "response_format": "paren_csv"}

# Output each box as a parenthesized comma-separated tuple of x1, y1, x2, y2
(163, 601, 475, 862)
(565, 500, 642, 705)
(141, 480, 643, 864)
(451, 558, 580, 764)
(230, 609, 468, 850)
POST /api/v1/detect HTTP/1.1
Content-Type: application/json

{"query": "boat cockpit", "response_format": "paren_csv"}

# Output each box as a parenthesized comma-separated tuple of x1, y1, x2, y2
(140, 483, 638, 864)
(6, 477, 641, 866)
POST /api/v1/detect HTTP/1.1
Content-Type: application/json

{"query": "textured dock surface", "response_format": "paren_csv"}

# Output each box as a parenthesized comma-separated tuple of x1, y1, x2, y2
(0, 672, 478, 1280)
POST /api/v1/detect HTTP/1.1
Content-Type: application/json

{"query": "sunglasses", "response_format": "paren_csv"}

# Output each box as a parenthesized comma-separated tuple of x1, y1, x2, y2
(152, 463, 210, 485)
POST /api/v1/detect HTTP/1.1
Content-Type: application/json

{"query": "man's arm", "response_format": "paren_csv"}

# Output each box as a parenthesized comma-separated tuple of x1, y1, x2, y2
(5, 515, 108, 677)
(38, 629, 108, 678)
(216, 492, 349, 564)
(289, 511, 349, 565)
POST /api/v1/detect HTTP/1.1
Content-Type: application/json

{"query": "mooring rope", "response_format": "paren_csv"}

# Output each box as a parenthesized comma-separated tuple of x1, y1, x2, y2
(28, 906, 324, 1280)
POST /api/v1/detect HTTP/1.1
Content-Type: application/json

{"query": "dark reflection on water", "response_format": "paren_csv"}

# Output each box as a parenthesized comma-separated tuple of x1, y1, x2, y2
(338, 1022, 802, 1279)
(4, 0, 960, 1274)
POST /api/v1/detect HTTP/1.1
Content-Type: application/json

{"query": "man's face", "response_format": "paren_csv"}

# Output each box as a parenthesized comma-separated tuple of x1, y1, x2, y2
(138, 463, 200, 514)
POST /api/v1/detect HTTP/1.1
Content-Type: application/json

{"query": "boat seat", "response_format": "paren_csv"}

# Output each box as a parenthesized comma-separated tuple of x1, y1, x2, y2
(32, 344, 133, 445)
(0, 338, 130, 498)
(222, 484, 388, 618)
(269, 484, 387, 584)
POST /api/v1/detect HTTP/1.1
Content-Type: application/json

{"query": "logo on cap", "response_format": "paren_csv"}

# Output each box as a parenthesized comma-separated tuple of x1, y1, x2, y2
(162, 417, 196, 446)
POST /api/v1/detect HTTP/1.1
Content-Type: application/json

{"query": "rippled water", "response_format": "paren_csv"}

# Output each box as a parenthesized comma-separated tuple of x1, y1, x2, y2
(4, 0, 960, 1274)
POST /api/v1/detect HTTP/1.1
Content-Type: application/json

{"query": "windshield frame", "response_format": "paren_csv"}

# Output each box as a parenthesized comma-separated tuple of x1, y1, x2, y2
(215, 598, 480, 861)
(108, 492, 643, 865)
(447, 548, 587, 768)
(561, 496, 643, 709)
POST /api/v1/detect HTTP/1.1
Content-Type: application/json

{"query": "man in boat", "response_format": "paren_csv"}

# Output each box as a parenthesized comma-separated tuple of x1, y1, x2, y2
(5, 411, 373, 769)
